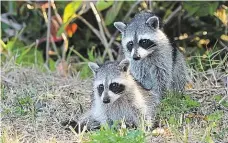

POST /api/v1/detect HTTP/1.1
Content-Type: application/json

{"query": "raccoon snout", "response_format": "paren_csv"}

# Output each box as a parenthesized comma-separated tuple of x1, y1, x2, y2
(133, 54, 141, 60)
(103, 97, 110, 103)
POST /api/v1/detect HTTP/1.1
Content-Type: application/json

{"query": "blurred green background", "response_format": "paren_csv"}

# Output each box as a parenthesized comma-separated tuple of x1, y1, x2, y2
(1, 1, 227, 78)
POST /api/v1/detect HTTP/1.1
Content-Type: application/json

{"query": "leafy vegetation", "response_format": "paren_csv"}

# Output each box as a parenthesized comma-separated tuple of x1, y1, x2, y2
(157, 93, 200, 122)
(1, 1, 227, 77)
(87, 124, 145, 143)
(80, 91, 226, 142)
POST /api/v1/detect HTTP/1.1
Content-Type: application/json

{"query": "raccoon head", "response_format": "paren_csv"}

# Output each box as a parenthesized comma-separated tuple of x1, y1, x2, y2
(88, 59, 130, 104)
(114, 11, 169, 61)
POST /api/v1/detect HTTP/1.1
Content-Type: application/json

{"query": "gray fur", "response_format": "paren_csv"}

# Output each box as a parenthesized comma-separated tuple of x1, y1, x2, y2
(145, 16, 159, 29)
(88, 62, 99, 75)
(171, 50, 187, 92)
(114, 11, 187, 98)
(77, 60, 158, 131)
(113, 22, 126, 33)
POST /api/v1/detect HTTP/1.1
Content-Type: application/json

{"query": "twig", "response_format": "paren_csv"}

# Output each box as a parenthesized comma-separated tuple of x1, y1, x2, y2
(123, 1, 141, 21)
(77, 15, 102, 42)
(108, 1, 140, 48)
(164, 5, 182, 24)
(61, 33, 68, 61)
(49, 18, 61, 60)
(148, 1, 153, 11)
(99, 10, 111, 38)
(51, 0, 69, 62)
(219, 95, 228, 104)
(219, 41, 228, 51)
(35, 41, 39, 65)
(77, 1, 139, 61)
(45, 0, 51, 66)
(77, 1, 140, 61)
(50, 35, 61, 60)
(102, 1, 141, 60)
(90, 2, 114, 61)
(71, 48, 89, 62)
(51, 0, 62, 24)
(1, 13, 22, 30)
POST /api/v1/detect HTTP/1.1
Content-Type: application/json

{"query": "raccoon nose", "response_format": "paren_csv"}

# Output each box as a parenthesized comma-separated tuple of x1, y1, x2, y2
(103, 97, 110, 103)
(133, 54, 140, 60)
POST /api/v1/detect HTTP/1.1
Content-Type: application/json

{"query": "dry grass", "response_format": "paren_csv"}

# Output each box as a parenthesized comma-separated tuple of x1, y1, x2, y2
(1, 61, 92, 142)
(1, 58, 227, 143)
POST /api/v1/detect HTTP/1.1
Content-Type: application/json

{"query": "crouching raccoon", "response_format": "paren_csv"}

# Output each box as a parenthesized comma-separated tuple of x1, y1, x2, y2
(63, 59, 158, 132)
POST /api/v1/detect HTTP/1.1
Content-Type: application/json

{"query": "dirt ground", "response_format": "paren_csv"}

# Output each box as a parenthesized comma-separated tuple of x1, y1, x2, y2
(1, 62, 93, 142)
(1, 61, 227, 143)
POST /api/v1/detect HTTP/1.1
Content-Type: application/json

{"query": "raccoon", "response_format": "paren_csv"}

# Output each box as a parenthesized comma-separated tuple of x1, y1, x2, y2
(66, 60, 157, 132)
(114, 11, 187, 98)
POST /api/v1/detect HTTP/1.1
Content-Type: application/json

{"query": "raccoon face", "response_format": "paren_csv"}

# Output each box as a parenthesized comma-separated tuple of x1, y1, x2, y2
(88, 59, 130, 104)
(126, 38, 157, 60)
(96, 82, 125, 104)
(114, 14, 168, 61)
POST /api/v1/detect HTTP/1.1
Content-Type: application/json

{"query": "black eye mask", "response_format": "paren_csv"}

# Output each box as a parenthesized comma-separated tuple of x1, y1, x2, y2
(109, 82, 125, 94)
(139, 39, 156, 49)
(97, 84, 104, 96)
(126, 41, 134, 52)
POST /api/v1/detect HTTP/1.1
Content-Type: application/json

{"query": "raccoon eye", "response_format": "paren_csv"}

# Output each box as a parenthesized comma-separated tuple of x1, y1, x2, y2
(127, 41, 134, 51)
(109, 82, 125, 94)
(139, 39, 156, 49)
(97, 84, 104, 96)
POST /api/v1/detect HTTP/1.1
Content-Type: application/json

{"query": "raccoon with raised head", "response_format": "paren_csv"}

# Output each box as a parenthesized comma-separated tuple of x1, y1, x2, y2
(114, 11, 187, 99)
(66, 60, 157, 132)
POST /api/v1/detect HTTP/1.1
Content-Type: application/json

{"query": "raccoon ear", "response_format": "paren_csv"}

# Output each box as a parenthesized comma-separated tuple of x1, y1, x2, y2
(114, 22, 126, 33)
(118, 59, 130, 72)
(88, 62, 99, 75)
(146, 16, 159, 29)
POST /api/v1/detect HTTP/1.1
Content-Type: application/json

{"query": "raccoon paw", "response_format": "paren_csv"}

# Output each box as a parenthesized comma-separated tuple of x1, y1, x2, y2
(125, 122, 137, 129)
(61, 120, 84, 133)
(61, 120, 101, 133)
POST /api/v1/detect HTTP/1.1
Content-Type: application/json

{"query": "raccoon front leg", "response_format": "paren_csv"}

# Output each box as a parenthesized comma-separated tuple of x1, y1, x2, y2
(144, 116, 153, 131)
(152, 66, 171, 99)
(144, 104, 157, 131)
(105, 118, 138, 130)
(62, 111, 101, 133)
(172, 62, 187, 92)
(76, 111, 101, 132)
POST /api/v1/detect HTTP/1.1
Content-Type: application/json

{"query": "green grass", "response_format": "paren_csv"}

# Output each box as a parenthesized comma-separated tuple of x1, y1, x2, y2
(87, 124, 145, 143)
(80, 92, 226, 143)
(2, 82, 225, 142)
(214, 95, 228, 107)
(1, 48, 227, 142)
(157, 93, 200, 121)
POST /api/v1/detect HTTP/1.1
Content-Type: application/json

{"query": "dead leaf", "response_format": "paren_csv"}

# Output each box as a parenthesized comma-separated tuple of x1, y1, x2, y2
(152, 127, 172, 137)
(214, 5, 228, 26)
(65, 23, 78, 37)
(185, 83, 193, 89)
(220, 34, 228, 41)
(51, 16, 61, 37)
(186, 113, 207, 121)
(199, 39, 210, 45)
(179, 47, 186, 53)
(57, 60, 69, 77)
(202, 54, 207, 59)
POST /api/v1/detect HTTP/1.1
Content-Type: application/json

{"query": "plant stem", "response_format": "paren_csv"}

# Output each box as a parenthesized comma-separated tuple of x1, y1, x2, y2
(90, 2, 114, 61)
(45, 0, 51, 66)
